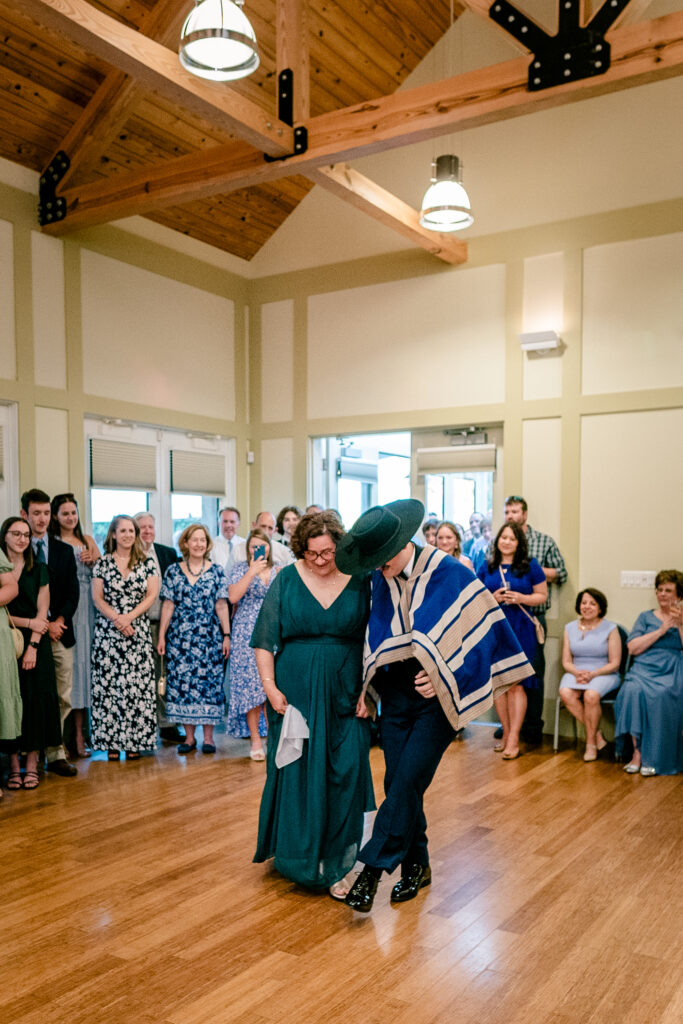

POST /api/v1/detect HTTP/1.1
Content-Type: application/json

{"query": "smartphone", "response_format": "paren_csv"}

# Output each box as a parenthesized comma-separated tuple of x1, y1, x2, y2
(253, 544, 266, 561)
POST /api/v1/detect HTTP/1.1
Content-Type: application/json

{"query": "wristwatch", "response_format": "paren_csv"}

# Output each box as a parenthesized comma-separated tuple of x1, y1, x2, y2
(29, 640, 40, 649)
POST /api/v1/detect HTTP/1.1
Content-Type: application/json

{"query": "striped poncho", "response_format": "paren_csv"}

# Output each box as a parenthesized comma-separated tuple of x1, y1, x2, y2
(362, 546, 534, 730)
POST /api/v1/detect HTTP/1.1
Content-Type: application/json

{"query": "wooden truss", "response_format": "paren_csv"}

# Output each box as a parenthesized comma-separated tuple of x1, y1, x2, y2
(25, 0, 683, 266)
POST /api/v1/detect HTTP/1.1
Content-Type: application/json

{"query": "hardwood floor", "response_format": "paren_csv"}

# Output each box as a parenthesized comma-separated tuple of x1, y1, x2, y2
(2, 726, 681, 1024)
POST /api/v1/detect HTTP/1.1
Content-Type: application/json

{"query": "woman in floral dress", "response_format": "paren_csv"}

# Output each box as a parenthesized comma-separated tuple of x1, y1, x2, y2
(90, 515, 159, 761)
(157, 524, 230, 754)
(227, 528, 278, 759)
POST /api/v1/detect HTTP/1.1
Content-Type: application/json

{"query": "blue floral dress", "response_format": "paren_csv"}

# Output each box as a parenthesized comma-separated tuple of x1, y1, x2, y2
(161, 563, 228, 726)
(226, 561, 277, 738)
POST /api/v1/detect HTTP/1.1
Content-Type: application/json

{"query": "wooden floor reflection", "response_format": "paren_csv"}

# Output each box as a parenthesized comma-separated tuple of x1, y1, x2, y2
(2, 725, 681, 1024)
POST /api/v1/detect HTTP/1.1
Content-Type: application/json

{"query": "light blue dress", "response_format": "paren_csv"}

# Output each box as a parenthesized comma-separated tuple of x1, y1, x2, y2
(225, 561, 275, 738)
(615, 610, 683, 775)
(560, 619, 621, 697)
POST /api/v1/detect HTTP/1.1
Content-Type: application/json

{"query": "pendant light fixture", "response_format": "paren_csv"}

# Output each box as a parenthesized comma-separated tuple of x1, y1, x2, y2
(419, 155, 473, 232)
(179, 0, 259, 82)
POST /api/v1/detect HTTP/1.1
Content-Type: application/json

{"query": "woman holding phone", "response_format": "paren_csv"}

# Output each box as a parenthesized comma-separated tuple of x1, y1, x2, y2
(227, 528, 279, 759)
(157, 524, 230, 755)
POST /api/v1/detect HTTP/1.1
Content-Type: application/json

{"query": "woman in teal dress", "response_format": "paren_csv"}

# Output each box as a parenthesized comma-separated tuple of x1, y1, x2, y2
(616, 569, 683, 777)
(251, 511, 374, 896)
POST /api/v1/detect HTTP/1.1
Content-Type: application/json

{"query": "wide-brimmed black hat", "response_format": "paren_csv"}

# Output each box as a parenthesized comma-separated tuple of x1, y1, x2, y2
(335, 499, 425, 575)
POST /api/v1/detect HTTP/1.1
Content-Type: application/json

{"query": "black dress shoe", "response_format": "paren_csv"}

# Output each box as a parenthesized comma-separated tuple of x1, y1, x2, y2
(160, 726, 184, 742)
(493, 726, 504, 739)
(345, 866, 380, 913)
(46, 759, 77, 777)
(390, 863, 432, 903)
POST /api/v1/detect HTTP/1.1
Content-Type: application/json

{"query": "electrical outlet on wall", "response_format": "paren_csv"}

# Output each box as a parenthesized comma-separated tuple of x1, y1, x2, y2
(621, 571, 656, 588)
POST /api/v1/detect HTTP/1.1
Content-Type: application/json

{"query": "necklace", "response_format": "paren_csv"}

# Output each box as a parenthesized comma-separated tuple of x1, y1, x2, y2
(578, 619, 598, 639)
(185, 559, 206, 579)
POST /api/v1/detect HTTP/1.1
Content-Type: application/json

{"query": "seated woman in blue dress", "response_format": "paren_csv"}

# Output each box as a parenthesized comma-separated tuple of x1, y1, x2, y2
(559, 588, 622, 762)
(478, 521, 547, 759)
(615, 569, 683, 777)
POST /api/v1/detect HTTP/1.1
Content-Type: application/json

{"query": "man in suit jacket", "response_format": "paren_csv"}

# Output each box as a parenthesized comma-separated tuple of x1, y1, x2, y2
(134, 513, 180, 742)
(21, 488, 80, 776)
(336, 500, 533, 913)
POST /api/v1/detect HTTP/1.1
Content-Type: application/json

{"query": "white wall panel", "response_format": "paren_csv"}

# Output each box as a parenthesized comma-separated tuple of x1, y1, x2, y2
(580, 408, 683, 628)
(81, 249, 235, 420)
(261, 299, 294, 423)
(35, 406, 69, 495)
(260, 437, 294, 515)
(32, 232, 67, 389)
(583, 233, 683, 395)
(307, 265, 506, 419)
(522, 252, 563, 401)
(0, 219, 16, 379)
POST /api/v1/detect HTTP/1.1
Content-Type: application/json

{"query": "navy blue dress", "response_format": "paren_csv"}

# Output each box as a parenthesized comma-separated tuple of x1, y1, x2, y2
(477, 558, 545, 688)
(161, 563, 228, 726)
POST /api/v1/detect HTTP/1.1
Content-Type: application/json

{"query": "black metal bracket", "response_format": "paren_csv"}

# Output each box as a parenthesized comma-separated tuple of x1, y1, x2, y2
(489, 0, 632, 91)
(37, 150, 70, 225)
(263, 67, 309, 162)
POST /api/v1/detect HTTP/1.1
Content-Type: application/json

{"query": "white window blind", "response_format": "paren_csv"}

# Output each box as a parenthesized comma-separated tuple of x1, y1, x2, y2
(0, 425, 4, 480)
(89, 438, 157, 490)
(415, 444, 497, 475)
(170, 450, 226, 496)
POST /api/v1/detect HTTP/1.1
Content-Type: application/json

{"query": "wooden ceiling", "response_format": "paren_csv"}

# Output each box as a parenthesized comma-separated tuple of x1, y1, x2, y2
(1, 1, 681, 265)
(0, 0, 460, 260)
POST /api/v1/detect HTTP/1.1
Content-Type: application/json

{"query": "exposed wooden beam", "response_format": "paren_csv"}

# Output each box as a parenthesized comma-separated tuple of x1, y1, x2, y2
(309, 163, 468, 266)
(22, 0, 293, 156)
(277, 0, 310, 123)
(49, 0, 187, 189)
(43, 11, 683, 234)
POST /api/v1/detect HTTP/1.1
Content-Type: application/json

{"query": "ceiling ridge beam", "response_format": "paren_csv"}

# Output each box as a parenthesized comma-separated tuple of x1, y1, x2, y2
(21, 0, 293, 156)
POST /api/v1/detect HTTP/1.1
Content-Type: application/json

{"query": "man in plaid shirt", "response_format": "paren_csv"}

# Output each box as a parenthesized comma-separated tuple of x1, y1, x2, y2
(502, 495, 567, 743)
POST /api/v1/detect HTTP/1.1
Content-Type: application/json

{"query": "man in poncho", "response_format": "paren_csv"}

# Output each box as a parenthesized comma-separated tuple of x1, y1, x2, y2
(335, 499, 533, 913)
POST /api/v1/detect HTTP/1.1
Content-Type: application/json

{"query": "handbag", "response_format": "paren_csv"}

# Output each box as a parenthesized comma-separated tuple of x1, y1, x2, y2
(157, 654, 167, 696)
(6, 608, 24, 659)
(499, 568, 545, 644)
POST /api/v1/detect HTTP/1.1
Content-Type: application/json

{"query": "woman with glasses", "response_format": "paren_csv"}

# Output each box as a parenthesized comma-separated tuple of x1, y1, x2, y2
(0, 517, 61, 790)
(49, 493, 100, 758)
(251, 511, 374, 898)
(226, 528, 277, 760)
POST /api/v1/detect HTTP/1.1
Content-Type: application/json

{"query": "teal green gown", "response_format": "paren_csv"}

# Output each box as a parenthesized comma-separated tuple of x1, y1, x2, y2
(251, 565, 375, 889)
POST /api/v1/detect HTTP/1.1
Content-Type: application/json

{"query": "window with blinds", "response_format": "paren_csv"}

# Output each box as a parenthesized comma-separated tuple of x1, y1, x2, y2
(89, 438, 157, 490)
(170, 450, 226, 496)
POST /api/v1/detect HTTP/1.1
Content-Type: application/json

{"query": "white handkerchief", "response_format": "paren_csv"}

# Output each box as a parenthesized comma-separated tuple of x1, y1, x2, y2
(275, 705, 309, 768)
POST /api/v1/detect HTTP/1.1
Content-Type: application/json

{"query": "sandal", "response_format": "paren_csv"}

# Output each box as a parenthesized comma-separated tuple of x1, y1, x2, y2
(249, 747, 266, 761)
(22, 771, 40, 790)
(329, 870, 359, 901)
(126, 751, 141, 760)
(6, 771, 23, 790)
(108, 750, 121, 762)
(493, 742, 505, 753)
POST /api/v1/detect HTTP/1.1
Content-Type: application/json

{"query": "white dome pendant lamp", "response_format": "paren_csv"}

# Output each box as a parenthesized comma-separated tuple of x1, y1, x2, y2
(419, 155, 474, 232)
(179, 0, 260, 82)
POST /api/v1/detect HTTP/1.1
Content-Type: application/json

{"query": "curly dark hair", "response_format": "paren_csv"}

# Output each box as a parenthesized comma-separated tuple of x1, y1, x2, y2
(574, 587, 608, 617)
(276, 505, 302, 535)
(488, 521, 531, 576)
(290, 511, 345, 560)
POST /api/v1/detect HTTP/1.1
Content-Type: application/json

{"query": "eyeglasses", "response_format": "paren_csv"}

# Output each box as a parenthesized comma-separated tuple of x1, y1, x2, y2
(303, 548, 336, 561)
(7, 530, 30, 539)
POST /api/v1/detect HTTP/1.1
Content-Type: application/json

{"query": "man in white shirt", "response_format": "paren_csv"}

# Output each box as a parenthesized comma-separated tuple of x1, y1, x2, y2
(210, 506, 246, 575)
(232, 511, 294, 567)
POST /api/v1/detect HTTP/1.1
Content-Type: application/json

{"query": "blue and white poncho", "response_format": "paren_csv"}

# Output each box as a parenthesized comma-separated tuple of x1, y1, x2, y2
(362, 546, 534, 729)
